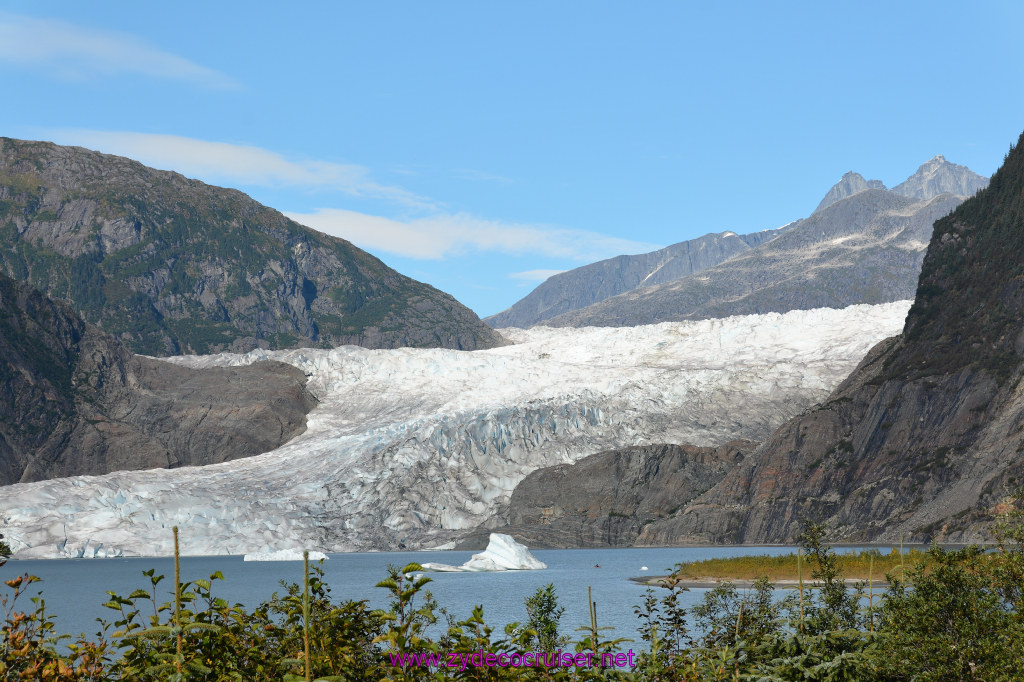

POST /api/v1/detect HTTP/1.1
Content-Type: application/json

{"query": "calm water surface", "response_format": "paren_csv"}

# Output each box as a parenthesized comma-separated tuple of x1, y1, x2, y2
(6, 546, 883, 647)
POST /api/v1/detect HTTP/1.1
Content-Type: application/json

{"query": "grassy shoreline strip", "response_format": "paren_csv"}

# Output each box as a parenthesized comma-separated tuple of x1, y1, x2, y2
(645, 548, 929, 584)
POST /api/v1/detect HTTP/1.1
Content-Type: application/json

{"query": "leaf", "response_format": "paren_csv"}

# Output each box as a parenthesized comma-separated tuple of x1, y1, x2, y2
(184, 659, 212, 674)
(121, 624, 174, 639)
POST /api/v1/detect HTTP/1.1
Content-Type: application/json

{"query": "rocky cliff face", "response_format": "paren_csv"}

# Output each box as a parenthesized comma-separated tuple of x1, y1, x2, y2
(458, 441, 755, 549)
(546, 189, 964, 327)
(484, 229, 780, 329)
(657, 131, 1024, 545)
(0, 138, 503, 355)
(0, 272, 316, 484)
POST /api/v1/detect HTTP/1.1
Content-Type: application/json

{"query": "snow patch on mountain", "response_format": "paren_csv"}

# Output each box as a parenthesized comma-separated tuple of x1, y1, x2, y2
(1, 302, 911, 558)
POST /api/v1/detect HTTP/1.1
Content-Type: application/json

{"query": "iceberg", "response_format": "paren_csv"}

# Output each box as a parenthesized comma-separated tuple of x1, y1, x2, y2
(422, 533, 546, 572)
(243, 549, 328, 562)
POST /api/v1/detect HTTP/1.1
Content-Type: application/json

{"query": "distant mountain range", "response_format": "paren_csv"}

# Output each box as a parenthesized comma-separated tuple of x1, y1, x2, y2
(484, 229, 780, 329)
(0, 138, 503, 355)
(813, 156, 986, 212)
(488, 156, 988, 329)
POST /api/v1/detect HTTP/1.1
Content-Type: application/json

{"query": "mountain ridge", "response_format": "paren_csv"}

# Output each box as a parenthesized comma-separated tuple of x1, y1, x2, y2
(544, 188, 963, 327)
(484, 228, 780, 328)
(0, 138, 504, 355)
(493, 155, 987, 330)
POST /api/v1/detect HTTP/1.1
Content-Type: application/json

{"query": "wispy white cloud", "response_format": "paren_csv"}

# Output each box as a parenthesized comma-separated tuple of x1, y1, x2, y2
(452, 168, 515, 183)
(39, 129, 661, 263)
(0, 12, 238, 89)
(509, 269, 566, 281)
(44, 130, 433, 209)
(285, 208, 661, 261)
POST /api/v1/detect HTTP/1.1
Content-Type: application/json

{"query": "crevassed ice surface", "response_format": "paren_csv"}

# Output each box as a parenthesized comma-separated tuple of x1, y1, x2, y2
(243, 549, 328, 562)
(2, 302, 912, 558)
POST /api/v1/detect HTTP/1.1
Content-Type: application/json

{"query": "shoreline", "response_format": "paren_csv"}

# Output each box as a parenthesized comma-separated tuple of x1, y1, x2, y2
(631, 576, 892, 589)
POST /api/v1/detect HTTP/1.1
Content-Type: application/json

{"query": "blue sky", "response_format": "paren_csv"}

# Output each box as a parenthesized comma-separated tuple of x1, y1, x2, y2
(2, 2, 1022, 317)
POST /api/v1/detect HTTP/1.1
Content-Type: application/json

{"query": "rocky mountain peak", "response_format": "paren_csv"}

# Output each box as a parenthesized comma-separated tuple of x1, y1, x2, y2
(814, 171, 887, 213)
(892, 154, 988, 200)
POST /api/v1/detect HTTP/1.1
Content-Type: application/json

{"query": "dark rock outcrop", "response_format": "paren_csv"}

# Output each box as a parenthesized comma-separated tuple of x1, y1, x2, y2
(659, 131, 1024, 545)
(457, 441, 755, 549)
(0, 272, 316, 484)
(0, 138, 504, 355)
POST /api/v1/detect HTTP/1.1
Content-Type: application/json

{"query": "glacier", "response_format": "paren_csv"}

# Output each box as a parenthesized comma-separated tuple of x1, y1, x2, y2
(0, 302, 912, 558)
(243, 549, 328, 562)
(421, 533, 546, 571)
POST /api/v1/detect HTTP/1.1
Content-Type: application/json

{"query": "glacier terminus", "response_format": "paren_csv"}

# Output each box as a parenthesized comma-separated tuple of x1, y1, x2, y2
(1, 302, 911, 558)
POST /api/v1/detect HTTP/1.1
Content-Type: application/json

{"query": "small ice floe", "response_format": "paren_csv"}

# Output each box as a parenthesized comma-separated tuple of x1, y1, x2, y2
(243, 549, 328, 562)
(640, 566, 649, 571)
(421, 533, 546, 572)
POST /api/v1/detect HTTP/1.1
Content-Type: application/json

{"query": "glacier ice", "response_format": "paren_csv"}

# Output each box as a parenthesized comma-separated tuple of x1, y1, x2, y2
(422, 533, 546, 572)
(0, 302, 913, 558)
(243, 549, 328, 562)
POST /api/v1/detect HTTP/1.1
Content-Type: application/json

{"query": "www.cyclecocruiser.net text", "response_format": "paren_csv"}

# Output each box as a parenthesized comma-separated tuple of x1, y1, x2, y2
(389, 650, 638, 670)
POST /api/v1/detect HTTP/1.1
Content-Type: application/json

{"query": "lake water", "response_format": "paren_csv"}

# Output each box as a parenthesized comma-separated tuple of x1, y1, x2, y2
(4, 545, 885, 649)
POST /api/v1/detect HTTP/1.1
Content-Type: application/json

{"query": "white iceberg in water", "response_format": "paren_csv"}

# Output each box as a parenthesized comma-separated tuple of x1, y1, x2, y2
(243, 549, 328, 562)
(422, 533, 546, 572)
